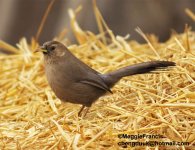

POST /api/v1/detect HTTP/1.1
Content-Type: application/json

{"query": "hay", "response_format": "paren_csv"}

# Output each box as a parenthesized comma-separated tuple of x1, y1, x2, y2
(0, 4, 195, 150)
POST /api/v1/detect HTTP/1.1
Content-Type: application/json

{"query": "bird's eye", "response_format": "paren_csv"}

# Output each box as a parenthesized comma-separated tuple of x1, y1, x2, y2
(51, 46, 55, 50)
(48, 45, 56, 51)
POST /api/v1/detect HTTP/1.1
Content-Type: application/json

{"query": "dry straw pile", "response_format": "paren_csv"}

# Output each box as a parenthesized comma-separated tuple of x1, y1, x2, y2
(0, 4, 195, 150)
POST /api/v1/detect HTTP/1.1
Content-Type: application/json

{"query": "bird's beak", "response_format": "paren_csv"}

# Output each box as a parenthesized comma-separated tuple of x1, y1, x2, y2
(34, 46, 47, 53)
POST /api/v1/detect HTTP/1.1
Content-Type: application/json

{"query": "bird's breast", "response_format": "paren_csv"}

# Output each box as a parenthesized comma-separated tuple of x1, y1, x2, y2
(45, 63, 71, 98)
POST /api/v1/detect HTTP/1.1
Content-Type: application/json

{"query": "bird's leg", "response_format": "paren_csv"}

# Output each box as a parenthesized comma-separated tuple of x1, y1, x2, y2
(78, 105, 85, 117)
(78, 105, 90, 117)
(82, 107, 90, 117)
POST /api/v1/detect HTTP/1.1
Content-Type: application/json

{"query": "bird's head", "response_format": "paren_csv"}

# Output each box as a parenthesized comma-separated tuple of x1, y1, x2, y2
(35, 41, 67, 58)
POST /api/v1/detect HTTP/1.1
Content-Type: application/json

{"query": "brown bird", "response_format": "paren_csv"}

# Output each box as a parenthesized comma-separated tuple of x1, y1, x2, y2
(37, 41, 175, 116)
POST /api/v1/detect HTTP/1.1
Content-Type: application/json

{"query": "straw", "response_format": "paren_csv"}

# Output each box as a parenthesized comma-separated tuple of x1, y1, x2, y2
(0, 3, 195, 150)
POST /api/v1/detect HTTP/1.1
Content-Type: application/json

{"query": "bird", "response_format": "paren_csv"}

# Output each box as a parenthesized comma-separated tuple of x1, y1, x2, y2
(36, 41, 175, 117)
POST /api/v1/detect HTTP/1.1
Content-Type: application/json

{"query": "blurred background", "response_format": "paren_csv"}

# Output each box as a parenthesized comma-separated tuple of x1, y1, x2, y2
(0, 0, 194, 45)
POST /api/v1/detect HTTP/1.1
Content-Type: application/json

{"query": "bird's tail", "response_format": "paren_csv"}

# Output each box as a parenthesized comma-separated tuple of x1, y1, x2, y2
(102, 61, 175, 87)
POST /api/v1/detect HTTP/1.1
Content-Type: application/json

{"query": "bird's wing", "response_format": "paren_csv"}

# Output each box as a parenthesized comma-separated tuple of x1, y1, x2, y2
(70, 56, 112, 93)
(79, 77, 113, 94)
